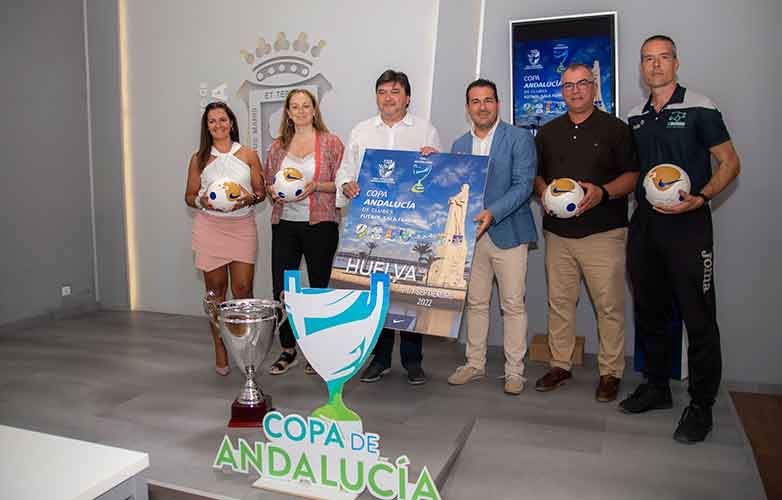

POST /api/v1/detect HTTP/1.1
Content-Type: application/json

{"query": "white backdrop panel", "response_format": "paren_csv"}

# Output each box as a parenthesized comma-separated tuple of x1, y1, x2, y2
(125, 0, 438, 314)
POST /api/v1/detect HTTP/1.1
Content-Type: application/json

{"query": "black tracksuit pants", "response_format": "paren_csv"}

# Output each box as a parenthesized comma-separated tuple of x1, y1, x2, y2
(627, 205, 721, 407)
(272, 220, 339, 349)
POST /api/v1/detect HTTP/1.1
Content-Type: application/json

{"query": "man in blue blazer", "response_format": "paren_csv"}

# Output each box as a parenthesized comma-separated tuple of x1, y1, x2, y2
(447, 79, 538, 395)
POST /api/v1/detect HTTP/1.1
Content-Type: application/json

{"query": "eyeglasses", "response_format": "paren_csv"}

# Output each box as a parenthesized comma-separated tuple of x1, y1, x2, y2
(560, 79, 594, 92)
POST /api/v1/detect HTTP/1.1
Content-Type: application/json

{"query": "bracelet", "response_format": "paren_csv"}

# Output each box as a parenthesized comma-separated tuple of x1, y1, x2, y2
(194, 196, 203, 209)
(696, 192, 711, 203)
(599, 185, 610, 205)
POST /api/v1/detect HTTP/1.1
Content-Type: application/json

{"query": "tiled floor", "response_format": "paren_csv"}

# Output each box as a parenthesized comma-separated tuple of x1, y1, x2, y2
(0, 311, 766, 500)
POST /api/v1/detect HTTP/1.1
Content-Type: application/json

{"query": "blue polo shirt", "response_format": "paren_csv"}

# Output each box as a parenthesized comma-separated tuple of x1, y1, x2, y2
(627, 84, 731, 210)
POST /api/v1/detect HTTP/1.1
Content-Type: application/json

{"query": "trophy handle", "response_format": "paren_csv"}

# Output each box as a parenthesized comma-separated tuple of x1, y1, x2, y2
(245, 301, 286, 347)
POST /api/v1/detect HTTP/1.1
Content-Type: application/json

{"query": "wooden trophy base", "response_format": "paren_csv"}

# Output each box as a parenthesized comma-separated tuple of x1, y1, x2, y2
(227, 394, 273, 428)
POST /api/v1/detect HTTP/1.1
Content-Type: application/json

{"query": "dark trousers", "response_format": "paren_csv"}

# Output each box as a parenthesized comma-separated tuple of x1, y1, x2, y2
(371, 328, 423, 370)
(272, 220, 339, 349)
(627, 206, 721, 407)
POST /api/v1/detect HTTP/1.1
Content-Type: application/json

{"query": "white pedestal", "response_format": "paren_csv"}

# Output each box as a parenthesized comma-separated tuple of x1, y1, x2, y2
(0, 425, 149, 500)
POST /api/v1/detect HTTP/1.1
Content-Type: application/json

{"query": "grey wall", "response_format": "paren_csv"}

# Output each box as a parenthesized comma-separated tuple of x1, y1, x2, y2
(430, 1, 483, 148)
(86, 0, 129, 310)
(435, 0, 782, 385)
(0, 0, 97, 323)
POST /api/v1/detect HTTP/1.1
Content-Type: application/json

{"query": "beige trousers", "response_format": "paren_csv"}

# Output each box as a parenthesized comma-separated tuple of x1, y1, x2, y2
(544, 228, 627, 377)
(465, 235, 529, 377)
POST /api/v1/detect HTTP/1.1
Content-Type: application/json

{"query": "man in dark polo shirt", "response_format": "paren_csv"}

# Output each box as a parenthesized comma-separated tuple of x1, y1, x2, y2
(533, 63, 639, 403)
(621, 35, 740, 444)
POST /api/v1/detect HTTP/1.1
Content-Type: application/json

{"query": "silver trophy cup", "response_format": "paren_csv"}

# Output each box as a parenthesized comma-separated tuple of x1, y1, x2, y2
(204, 293, 281, 427)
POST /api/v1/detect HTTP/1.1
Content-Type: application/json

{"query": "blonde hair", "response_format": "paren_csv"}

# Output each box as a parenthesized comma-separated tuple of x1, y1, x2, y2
(277, 89, 329, 149)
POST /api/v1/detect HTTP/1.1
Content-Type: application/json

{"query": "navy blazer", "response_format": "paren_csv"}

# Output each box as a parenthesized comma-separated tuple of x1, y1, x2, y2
(451, 120, 538, 249)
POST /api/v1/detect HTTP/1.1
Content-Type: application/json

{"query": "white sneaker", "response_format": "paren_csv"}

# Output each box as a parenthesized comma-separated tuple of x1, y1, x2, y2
(448, 365, 485, 385)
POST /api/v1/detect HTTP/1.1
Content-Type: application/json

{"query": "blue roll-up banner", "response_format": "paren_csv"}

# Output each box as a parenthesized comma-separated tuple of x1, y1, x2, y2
(510, 12, 618, 134)
(633, 300, 689, 381)
(331, 149, 490, 338)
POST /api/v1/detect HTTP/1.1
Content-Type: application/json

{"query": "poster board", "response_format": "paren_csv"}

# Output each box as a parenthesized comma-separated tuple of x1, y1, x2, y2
(330, 149, 489, 338)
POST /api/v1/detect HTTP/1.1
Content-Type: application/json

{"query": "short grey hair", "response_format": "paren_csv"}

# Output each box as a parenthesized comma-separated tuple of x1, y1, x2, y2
(561, 63, 593, 80)
(641, 35, 678, 59)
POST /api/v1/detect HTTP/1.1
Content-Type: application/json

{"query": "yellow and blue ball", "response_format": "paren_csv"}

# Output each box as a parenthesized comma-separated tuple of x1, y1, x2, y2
(643, 164, 691, 208)
(544, 178, 584, 219)
(207, 178, 243, 212)
(273, 167, 307, 200)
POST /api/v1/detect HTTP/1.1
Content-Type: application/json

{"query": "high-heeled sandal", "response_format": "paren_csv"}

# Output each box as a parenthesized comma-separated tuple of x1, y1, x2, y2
(269, 350, 298, 375)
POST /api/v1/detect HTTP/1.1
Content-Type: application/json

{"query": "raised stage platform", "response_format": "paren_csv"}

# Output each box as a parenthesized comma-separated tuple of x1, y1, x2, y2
(0, 311, 766, 500)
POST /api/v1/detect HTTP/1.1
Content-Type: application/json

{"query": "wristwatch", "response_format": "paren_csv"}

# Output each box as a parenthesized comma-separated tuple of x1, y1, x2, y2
(599, 185, 610, 205)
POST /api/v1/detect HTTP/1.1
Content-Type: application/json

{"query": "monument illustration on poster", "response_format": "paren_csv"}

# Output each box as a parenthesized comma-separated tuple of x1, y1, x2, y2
(330, 149, 490, 338)
(510, 12, 618, 134)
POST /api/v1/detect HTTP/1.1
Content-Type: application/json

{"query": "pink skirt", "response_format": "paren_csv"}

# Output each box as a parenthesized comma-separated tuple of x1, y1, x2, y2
(192, 212, 258, 272)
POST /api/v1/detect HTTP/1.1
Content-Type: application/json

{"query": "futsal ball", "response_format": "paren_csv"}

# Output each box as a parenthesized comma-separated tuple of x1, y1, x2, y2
(207, 178, 243, 212)
(273, 167, 307, 200)
(544, 178, 584, 219)
(643, 164, 691, 208)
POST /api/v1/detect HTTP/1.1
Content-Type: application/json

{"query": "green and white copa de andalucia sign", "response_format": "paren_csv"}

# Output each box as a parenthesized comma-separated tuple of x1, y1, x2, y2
(213, 271, 442, 499)
(213, 411, 442, 500)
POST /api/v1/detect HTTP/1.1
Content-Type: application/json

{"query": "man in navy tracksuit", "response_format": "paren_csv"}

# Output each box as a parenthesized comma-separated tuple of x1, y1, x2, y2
(622, 35, 741, 444)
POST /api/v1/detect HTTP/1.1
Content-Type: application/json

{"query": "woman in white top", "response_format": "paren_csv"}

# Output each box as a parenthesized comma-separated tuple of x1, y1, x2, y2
(264, 89, 345, 375)
(184, 102, 265, 375)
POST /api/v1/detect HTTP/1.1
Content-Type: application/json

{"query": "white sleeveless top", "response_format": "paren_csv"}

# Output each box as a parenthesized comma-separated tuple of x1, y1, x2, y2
(199, 142, 253, 218)
(280, 152, 315, 222)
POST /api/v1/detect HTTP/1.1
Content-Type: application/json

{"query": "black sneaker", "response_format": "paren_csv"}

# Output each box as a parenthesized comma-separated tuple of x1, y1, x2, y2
(674, 404, 713, 444)
(407, 366, 427, 385)
(360, 363, 390, 383)
(619, 383, 673, 414)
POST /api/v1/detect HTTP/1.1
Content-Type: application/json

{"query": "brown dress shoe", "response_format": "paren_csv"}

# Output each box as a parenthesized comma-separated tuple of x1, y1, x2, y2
(596, 375, 621, 402)
(535, 367, 572, 392)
